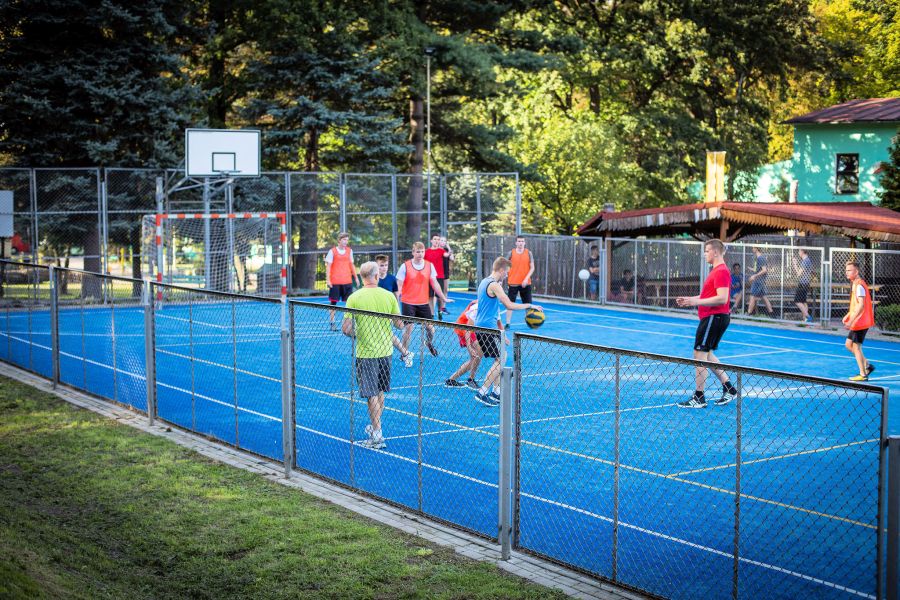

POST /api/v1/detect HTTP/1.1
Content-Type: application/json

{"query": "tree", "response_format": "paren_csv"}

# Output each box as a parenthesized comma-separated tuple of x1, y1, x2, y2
(878, 130, 900, 210)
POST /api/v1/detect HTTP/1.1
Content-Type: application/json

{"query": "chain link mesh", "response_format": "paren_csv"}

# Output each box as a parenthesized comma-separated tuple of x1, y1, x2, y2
(514, 333, 885, 599)
(0, 261, 51, 376)
(830, 248, 900, 333)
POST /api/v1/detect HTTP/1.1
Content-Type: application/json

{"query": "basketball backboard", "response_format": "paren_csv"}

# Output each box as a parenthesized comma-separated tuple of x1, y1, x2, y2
(185, 129, 261, 177)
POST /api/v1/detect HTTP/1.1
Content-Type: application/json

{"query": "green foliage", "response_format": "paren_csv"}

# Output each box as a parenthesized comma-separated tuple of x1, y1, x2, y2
(878, 130, 900, 210)
(875, 303, 900, 332)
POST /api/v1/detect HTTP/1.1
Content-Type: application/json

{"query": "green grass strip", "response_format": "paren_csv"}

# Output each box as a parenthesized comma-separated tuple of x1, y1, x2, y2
(0, 376, 564, 600)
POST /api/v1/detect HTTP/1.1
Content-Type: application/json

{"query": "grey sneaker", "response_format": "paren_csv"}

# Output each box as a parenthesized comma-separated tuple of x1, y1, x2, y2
(444, 379, 465, 388)
(474, 390, 499, 407)
(465, 378, 479, 390)
(363, 424, 386, 449)
(677, 396, 708, 409)
(402, 351, 415, 368)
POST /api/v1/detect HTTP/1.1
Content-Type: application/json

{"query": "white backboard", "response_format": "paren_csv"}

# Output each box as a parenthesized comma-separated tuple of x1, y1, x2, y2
(185, 129, 261, 177)
(0, 190, 13, 238)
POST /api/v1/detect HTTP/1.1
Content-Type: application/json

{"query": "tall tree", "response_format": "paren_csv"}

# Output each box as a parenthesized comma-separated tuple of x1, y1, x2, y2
(878, 130, 900, 211)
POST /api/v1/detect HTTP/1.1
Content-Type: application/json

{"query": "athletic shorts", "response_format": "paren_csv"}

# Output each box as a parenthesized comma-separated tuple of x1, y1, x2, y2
(847, 328, 868, 345)
(456, 331, 476, 348)
(507, 284, 532, 304)
(401, 302, 433, 320)
(356, 356, 391, 398)
(793, 284, 809, 304)
(476, 331, 501, 359)
(329, 283, 353, 304)
(429, 278, 447, 298)
(750, 280, 767, 297)
(694, 314, 730, 352)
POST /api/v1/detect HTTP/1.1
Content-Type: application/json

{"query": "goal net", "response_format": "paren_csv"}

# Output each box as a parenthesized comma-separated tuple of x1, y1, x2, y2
(141, 212, 288, 298)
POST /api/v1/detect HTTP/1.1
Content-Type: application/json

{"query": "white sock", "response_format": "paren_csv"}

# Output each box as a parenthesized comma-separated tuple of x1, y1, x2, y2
(479, 385, 489, 395)
(374, 428, 382, 439)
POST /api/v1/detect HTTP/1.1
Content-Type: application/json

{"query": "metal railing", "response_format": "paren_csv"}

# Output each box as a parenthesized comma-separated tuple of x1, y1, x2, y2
(0, 258, 895, 600)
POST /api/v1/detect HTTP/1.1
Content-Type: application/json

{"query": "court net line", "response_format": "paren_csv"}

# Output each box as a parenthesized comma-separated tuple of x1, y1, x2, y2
(518, 491, 874, 600)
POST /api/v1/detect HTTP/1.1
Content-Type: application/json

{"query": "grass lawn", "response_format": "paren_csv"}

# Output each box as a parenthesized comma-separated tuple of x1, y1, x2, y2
(0, 376, 564, 600)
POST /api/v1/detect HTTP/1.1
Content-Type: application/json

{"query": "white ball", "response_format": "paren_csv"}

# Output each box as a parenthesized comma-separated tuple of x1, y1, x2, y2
(578, 269, 590, 281)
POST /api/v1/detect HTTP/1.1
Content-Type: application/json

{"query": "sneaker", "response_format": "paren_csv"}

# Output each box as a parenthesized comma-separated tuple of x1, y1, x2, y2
(849, 374, 869, 382)
(715, 390, 737, 406)
(359, 438, 386, 449)
(489, 390, 501, 402)
(465, 378, 479, 390)
(426, 341, 439, 357)
(677, 396, 708, 409)
(330, 322, 337, 332)
(805, 315, 814, 324)
(474, 390, 499, 407)
(444, 378, 465, 388)
(440, 307, 451, 315)
(402, 351, 415, 368)
(505, 323, 512, 330)
(866, 363, 875, 375)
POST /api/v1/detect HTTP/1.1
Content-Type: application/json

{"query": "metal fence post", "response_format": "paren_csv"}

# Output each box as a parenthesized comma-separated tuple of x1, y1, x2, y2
(280, 299, 294, 478)
(142, 279, 157, 424)
(499, 365, 513, 559)
(733, 372, 743, 600)
(49, 266, 59, 388)
(476, 174, 483, 283)
(391, 175, 399, 269)
(612, 354, 620, 580)
(284, 172, 293, 293)
(514, 173, 522, 236)
(339, 174, 347, 232)
(887, 434, 899, 600)
(512, 335, 522, 549)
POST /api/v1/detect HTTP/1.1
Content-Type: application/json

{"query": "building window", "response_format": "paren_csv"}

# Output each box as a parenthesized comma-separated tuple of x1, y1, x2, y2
(835, 153, 859, 194)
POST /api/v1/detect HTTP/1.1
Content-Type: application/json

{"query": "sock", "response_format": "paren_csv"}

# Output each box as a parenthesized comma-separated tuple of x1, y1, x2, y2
(694, 390, 705, 400)
(723, 381, 737, 394)
(479, 385, 490, 395)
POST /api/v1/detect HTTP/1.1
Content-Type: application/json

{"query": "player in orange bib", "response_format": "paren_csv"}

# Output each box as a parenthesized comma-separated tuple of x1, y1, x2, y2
(444, 299, 482, 389)
(396, 242, 452, 356)
(504, 235, 535, 329)
(325, 232, 361, 331)
(843, 260, 876, 381)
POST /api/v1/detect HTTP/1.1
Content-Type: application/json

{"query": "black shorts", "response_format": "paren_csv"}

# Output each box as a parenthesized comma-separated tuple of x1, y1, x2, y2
(401, 302, 433, 319)
(507, 284, 532, 304)
(694, 314, 730, 352)
(329, 283, 353, 304)
(429, 278, 447, 298)
(794, 284, 809, 304)
(475, 331, 501, 359)
(847, 329, 868, 345)
(356, 356, 391, 398)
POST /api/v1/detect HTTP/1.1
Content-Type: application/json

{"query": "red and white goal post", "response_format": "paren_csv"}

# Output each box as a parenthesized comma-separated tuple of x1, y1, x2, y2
(143, 212, 288, 301)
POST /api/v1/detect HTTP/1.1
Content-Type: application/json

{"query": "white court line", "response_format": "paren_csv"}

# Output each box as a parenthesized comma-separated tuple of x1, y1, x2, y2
(669, 438, 880, 477)
(519, 491, 873, 599)
(552, 319, 900, 368)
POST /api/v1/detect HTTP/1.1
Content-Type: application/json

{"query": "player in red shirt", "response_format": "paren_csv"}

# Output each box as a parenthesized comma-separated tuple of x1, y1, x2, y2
(675, 239, 739, 409)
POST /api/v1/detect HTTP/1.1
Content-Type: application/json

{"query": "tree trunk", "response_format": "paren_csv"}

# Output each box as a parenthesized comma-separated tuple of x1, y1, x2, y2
(406, 96, 425, 245)
(206, 0, 229, 128)
(294, 128, 320, 290)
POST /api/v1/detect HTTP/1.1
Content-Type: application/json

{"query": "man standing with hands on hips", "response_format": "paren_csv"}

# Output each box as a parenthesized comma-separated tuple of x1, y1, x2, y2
(675, 239, 739, 409)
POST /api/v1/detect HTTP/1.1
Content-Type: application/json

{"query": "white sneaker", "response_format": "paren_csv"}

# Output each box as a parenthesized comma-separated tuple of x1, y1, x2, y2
(363, 424, 386, 449)
(402, 351, 414, 368)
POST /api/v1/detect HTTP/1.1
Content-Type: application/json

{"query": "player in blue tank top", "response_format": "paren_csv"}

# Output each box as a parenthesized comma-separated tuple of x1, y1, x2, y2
(472, 256, 542, 406)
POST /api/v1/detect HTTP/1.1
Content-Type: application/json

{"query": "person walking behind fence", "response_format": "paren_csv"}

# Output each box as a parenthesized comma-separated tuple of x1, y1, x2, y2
(505, 235, 535, 329)
(445, 299, 482, 389)
(843, 260, 876, 381)
(730, 263, 744, 312)
(675, 239, 739, 409)
(397, 242, 452, 357)
(375, 254, 414, 368)
(746, 246, 773, 317)
(474, 256, 542, 407)
(793, 248, 814, 324)
(587, 245, 601, 301)
(440, 236, 454, 306)
(342, 261, 403, 449)
(326, 232, 361, 331)
(425, 234, 450, 319)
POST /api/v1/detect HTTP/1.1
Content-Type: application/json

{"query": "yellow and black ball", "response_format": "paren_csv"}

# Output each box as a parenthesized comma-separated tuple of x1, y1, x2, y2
(525, 307, 545, 329)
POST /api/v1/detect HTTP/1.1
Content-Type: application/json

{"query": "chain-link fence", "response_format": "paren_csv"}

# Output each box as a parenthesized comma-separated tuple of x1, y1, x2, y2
(1, 258, 895, 600)
(482, 234, 899, 330)
(513, 332, 888, 599)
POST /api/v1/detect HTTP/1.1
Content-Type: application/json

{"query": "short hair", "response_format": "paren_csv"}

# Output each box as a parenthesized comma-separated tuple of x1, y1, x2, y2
(431, 233, 441, 239)
(412, 241, 425, 251)
(516, 235, 525, 241)
(359, 261, 379, 281)
(846, 260, 860, 270)
(732, 262, 741, 269)
(374, 254, 389, 263)
(589, 244, 598, 251)
(623, 269, 632, 275)
(705, 239, 726, 254)
(493, 256, 511, 271)
(798, 248, 808, 255)
(337, 232, 349, 241)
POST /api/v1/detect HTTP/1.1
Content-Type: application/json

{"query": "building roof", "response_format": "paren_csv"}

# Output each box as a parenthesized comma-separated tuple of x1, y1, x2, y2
(784, 97, 900, 124)
(576, 201, 900, 243)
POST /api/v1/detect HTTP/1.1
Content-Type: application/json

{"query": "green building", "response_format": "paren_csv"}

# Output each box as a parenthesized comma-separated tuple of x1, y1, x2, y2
(785, 97, 900, 203)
